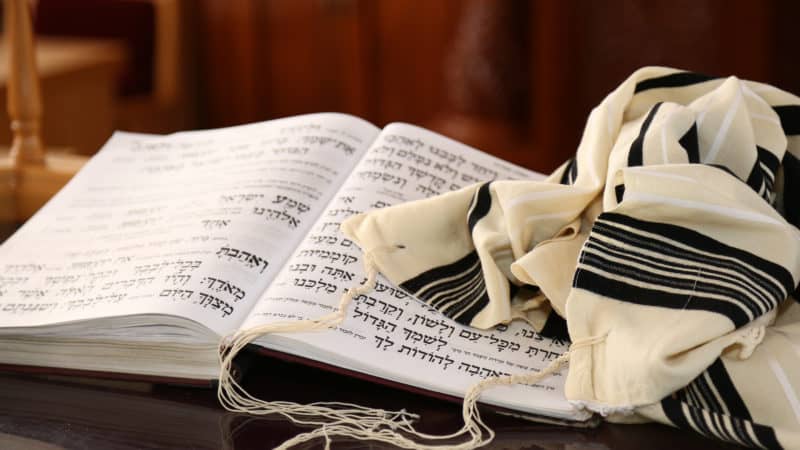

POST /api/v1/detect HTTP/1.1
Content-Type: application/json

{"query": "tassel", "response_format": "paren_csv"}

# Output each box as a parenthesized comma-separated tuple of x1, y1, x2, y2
(217, 249, 578, 449)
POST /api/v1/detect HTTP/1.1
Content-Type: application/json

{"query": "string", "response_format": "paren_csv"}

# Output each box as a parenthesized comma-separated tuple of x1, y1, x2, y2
(217, 248, 602, 449)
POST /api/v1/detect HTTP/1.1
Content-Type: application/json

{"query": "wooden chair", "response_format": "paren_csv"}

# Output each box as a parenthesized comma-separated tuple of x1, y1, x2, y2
(0, 0, 87, 222)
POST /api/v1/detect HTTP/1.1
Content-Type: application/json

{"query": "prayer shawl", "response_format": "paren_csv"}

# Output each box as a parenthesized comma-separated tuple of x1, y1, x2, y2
(342, 67, 800, 449)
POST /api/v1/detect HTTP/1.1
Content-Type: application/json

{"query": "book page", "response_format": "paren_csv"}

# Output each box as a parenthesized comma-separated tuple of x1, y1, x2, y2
(243, 124, 585, 419)
(0, 114, 380, 337)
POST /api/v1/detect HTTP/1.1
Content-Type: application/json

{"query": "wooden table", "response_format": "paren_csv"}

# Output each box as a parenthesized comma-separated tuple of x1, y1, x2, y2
(0, 226, 735, 449)
(0, 357, 740, 450)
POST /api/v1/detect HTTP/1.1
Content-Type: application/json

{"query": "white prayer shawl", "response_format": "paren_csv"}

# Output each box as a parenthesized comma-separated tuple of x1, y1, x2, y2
(342, 67, 800, 449)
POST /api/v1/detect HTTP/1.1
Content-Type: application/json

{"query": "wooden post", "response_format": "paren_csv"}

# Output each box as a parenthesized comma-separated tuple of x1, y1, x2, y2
(0, 0, 87, 222)
(5, 0, 46, 167)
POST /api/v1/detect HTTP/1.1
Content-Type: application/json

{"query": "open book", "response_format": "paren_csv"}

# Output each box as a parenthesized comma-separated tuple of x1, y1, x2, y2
(0, 113, 590, 423)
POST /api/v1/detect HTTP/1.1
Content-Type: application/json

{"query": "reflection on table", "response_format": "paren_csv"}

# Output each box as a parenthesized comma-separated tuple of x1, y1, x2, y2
(0, 352, 737, 450)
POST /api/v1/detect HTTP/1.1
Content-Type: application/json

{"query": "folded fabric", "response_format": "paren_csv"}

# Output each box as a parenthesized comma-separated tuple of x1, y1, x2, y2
(342, 66, 800, 449)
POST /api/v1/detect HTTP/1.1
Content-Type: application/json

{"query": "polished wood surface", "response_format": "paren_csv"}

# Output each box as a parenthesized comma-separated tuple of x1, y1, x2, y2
(0, 354, 739, 450)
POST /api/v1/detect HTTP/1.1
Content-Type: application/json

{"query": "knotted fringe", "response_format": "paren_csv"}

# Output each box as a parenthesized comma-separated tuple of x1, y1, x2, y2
(217, 250, 590, 449)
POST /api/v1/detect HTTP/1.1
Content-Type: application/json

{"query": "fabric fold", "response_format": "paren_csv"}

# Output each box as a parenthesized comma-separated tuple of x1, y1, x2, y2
(341, 66, 800, 448)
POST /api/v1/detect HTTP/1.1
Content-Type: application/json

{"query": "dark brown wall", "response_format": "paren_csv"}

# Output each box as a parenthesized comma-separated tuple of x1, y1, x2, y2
(196, 0, 465, 127)
(191, 0, 800, 172)
(532, 0, 800, 168)
(29, 0, 800, 171)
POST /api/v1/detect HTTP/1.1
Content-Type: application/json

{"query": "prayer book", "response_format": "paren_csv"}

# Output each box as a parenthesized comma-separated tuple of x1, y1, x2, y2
(0, 113, 592, 424)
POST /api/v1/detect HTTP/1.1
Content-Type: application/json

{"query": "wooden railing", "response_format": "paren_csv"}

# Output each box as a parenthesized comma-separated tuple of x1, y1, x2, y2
(1, 0, 86, 222)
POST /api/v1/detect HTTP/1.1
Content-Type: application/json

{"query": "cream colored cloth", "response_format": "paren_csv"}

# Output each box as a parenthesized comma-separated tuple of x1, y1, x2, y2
(342, 67, 800, 448)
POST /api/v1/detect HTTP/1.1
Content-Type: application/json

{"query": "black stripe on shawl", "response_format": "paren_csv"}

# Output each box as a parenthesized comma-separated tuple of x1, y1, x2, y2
(539, 311, 569, 341)
(401, 251, 480, 293)
(662, 397, 693, 432)
(602, 213, 795, 294)
(427, 260, 484, 309)
(468, 182, 492, 232)
(628, 102, 663, 167)
(687, 404, 714, 438)
(584, 239, 775, 311)
(774, 105, 800, 135)
(661, 397, 782, 448)
(744, 152, 771, 202)
(446, 290, 489, 325)
(634, 71, 717, 94)
(574, 270, 752, 327)
(691, 375, 724, 418)
(559, 158, 578, 185)
(592, 219, 788, 304)
(433, 266, 485, 321)
(705, 359, 750, 419)
(568, 158, 578, 184)
(440, 263, 524, 324)
(558, 161, 570, 185)
(400, 250, 489, 326)
(758, 146, 781, 179)
(783, 152, 800, 228)
(753, 422, 783, 449)
(744, 164, 764, 197)
(706, 163, 772, 201)
(716, 146, 778, 200)
(574, 213, 793, 327)
(751, 146, 780, 200)
(614, 184, 625, 203)
(678, 122, 701, 163)
(581, 251, 765, 317)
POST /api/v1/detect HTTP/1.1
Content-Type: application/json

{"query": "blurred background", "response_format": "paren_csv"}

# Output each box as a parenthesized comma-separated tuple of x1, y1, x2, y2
(3, 0, 800, 173)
